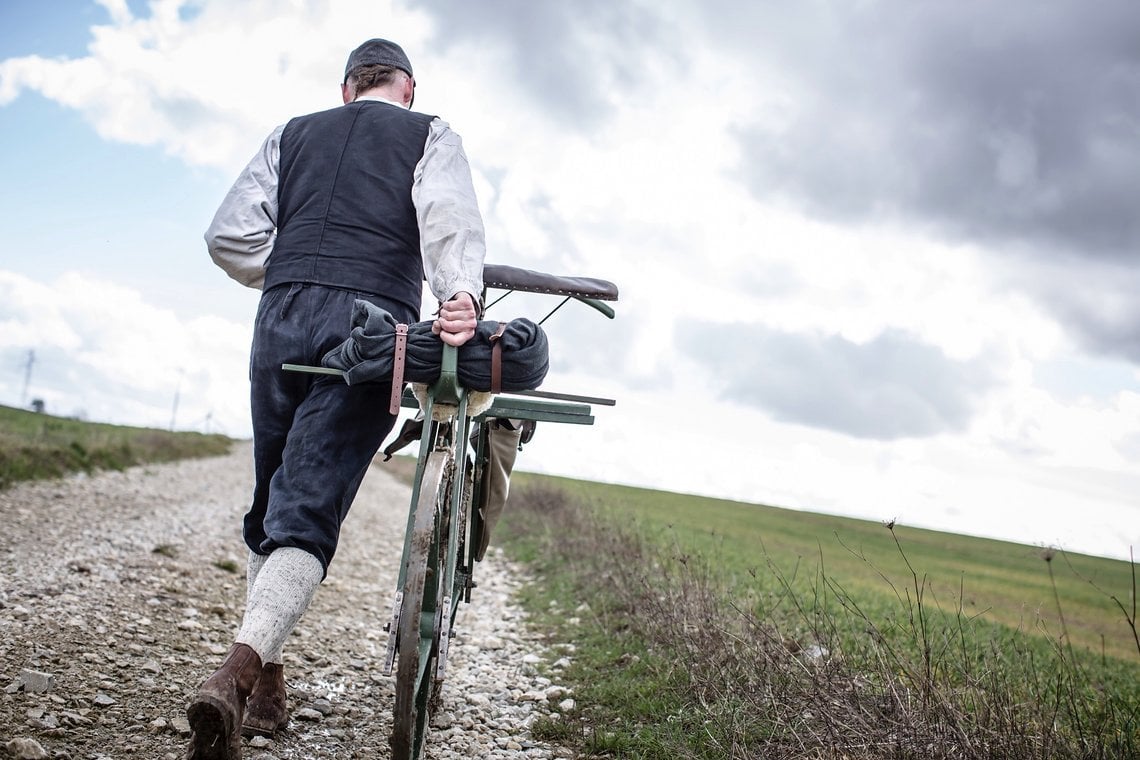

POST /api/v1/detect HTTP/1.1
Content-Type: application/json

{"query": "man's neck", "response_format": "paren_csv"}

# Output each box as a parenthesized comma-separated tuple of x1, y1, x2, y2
(355, 89, 406, 108)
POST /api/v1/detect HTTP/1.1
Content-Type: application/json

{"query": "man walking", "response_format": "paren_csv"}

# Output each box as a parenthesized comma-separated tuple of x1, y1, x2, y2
(188, 38, 485, 758)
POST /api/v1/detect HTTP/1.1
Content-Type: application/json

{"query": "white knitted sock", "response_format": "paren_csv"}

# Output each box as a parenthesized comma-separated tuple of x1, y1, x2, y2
(246, 550, 268, 605)
(244, 550, 279, 664)
(236, 547, 323, 664)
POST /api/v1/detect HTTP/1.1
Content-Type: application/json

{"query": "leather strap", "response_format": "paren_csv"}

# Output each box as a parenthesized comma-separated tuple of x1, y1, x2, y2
(390, 323, 409, 414)
(489, 322, 507, 394)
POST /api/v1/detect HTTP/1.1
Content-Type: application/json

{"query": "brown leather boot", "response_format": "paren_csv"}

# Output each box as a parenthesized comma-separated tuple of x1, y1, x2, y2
(186, 643, 262, 760)
(242, 662, 289, 737)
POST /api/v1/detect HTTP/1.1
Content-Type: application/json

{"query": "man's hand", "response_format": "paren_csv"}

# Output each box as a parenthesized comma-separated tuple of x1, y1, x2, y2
(432, 292, 478, 347)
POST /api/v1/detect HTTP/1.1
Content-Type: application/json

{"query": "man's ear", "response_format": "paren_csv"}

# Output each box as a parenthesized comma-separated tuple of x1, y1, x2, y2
(405, 76, 415, 108)
(341, 82, 353, 104)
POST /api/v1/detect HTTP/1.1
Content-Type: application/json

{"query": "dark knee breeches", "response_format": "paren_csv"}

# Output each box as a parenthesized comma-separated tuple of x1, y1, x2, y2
(245, 283, 415, 573)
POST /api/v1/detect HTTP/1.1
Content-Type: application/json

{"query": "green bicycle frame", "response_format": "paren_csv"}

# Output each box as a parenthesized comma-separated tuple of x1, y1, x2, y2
(395, 344, 470, 685)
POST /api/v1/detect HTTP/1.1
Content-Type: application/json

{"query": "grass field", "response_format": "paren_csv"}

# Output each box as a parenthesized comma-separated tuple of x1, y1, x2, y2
(0, 403, 232, 488)
(501, 472, 1140, 758)
(520, 474, 1138, 663)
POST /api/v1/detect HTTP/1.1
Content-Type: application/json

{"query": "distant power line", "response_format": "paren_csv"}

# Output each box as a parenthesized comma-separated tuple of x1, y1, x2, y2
(169, 368, 184, 431)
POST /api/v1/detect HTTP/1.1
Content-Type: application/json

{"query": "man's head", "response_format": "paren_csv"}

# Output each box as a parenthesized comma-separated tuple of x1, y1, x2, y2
(342, 38, 415, 107)
(344, 38, 412, 80)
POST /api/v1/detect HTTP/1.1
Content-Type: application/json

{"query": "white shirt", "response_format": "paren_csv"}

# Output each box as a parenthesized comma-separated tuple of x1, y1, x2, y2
(205, 95, 486, 307)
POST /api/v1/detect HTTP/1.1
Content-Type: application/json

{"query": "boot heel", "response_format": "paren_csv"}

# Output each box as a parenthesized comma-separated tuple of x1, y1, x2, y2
(184, 643, 262, 760)
(186, 695, 234, 759)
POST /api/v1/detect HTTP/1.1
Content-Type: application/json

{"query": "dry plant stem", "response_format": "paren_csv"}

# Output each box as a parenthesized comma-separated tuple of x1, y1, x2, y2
(887, 525, 935, 695)
(1129, 548, 1140, 657)
(1059, 546, 1140, 660)
(1045, 553, 1073, 656)
(1045, 551, 1094, 741)
(1112, 547, 1140, 658)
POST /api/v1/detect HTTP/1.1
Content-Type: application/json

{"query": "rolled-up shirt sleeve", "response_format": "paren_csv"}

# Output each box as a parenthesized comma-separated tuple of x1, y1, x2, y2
(413, 119, 486, 307)
(204, 125, 283, 290)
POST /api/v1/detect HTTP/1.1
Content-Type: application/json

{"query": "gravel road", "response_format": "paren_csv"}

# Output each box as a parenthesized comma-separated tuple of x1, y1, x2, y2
(0, 443, 576, 760)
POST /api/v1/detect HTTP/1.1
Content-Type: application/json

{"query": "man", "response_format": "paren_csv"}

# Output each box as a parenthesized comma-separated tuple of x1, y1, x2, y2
(188, 38, 485, 759)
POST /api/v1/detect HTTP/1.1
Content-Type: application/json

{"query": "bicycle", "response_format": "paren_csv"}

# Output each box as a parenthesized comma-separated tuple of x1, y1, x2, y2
(285, 263, 618, 758)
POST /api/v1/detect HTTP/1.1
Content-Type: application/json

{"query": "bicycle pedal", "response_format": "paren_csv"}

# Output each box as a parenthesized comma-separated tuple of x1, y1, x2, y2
(435, 595, 453, 681)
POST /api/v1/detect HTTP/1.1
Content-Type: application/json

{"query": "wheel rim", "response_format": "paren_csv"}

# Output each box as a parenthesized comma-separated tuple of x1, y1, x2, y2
(391, 451, 449, 758)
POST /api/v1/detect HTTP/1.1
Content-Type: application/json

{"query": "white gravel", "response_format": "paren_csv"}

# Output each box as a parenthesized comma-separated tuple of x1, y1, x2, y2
(0, 442, 576, 759)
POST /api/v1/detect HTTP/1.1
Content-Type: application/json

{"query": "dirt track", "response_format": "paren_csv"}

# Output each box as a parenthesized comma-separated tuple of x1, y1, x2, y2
(0, 443, 575, 759)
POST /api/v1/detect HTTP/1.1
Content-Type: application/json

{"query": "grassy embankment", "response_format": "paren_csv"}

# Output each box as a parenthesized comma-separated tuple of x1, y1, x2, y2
(0, 403, 232, 489)
(496, 473, 1140, 759)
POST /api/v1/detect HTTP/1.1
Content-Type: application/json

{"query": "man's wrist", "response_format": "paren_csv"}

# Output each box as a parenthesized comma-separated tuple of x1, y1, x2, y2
(444, 290, 483, 319)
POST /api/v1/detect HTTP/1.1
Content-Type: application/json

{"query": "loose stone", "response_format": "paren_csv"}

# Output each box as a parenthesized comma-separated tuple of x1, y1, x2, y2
(18, 669, 54, 693)
(295, 707, 324, 721)
(5, 738, 49, 760)
(309, 697, 334, 716)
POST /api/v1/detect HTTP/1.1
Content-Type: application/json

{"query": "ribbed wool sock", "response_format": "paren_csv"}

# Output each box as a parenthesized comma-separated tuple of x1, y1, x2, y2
(246, 550, 268, 604)
(244, 550, 280, 664)
(236, 547, 323, 664)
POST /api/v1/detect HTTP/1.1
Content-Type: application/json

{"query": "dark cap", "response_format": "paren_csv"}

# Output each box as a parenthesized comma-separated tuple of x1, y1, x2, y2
(344, 38, 413, 80)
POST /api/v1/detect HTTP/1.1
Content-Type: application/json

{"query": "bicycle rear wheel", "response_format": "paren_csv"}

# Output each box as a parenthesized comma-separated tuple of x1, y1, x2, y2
(390, 450, 452, 759)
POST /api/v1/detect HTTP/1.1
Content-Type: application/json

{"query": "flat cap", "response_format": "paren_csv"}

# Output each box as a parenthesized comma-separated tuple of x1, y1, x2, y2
(344, 38, 413, 80)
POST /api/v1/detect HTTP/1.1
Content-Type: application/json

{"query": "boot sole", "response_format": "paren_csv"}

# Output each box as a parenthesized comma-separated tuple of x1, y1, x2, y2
(241, 715, 288, 739)
(187, 695, 238, 760)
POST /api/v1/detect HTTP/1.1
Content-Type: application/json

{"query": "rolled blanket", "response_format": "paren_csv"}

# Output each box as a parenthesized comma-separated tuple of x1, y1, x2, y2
(321, 300, 549, 392)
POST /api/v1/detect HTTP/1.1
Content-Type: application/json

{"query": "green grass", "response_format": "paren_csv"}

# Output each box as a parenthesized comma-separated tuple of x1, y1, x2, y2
(0, 403, 233, 488)
(517, 473, 1139, 663)
(500, 473, 1140, 759)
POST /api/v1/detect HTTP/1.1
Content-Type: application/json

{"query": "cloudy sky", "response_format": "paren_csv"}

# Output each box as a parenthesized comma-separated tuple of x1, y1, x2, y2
(2, 0, 1138, 561)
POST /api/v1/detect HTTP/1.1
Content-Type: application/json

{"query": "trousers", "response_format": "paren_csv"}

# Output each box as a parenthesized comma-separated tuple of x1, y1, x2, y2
(245, 282, 416, 574)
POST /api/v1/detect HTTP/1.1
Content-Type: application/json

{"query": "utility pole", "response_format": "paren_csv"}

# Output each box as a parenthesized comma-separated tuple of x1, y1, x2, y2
(170, 369, 183, 431)
(21, 349, 34, 407)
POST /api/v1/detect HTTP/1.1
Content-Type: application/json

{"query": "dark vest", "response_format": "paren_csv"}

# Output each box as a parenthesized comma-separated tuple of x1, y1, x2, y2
(264, 100, 434, 317)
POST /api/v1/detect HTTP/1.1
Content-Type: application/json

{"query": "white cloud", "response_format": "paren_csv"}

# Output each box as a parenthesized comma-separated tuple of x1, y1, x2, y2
(0, 274, 83, 351)
(95, 0, 132, 26)
(0, 270, 252, 435)
(2, 0, 1138, 561)
(0, 0, 434, 170)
